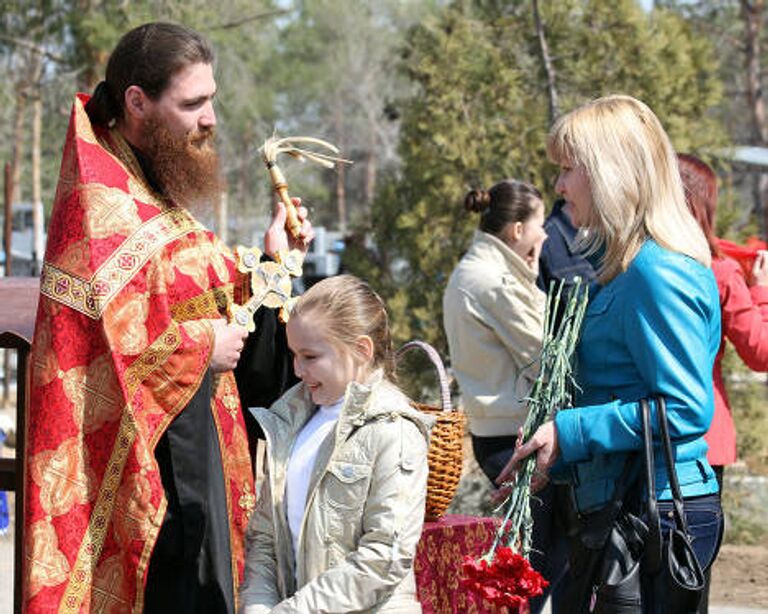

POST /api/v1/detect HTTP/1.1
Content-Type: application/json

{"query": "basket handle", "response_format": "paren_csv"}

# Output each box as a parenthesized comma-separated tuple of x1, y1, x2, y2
(395, 340, 454, 413)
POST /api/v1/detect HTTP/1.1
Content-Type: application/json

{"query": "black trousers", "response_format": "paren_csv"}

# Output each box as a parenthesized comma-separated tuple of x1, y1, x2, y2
(144, 372, 234, 614)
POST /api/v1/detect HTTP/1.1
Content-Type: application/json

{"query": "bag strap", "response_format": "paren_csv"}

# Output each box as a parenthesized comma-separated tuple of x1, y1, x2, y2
(655, 395, 689, 533)
(640, 398, 663, 574)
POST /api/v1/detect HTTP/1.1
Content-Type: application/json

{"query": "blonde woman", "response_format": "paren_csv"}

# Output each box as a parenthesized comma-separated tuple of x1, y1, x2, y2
(500, 95, 723, 612)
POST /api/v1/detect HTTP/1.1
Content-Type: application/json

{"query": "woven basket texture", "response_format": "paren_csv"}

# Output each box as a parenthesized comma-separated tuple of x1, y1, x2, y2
(396, 340, 465, 521)
(413, 402, 465, 521)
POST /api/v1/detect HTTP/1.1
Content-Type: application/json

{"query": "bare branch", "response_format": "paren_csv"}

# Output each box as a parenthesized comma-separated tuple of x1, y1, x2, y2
(0, 33, 67, 64)
(206, 9, 290, 31)
(532, 0, 559, 123)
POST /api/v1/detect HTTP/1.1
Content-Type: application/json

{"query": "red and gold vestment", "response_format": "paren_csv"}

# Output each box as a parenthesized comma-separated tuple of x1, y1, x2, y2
(24, 94, 256, 613)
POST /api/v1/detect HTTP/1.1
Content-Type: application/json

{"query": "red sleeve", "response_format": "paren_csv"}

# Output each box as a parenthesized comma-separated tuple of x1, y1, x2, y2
(715, 257, 768, 371)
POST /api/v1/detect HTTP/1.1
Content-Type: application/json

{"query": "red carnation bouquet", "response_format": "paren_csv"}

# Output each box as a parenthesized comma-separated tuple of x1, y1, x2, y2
(461, 546, 549, 610)
(460, 280, 589, 611)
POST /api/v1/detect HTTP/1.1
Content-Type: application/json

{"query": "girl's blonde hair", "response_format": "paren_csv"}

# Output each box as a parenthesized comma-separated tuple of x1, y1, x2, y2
(290, 274, 395, 380)
(547, 95, 710, 283)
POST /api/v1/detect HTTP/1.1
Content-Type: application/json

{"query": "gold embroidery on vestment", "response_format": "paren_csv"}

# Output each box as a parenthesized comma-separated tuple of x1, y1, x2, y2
(91, 555, 129, 614)
(123, 321, 181, 399)
(170, 285, 232, 322)
(26, 520, 71, 598)
(74, 97, 98, 146)
(41, 207, 204, 319)
(81, 183, 141, 239)
(109, 291, 150, 356)
(113, 472, 153, 544)
(61, 355, 122, 435)
(30, 437, 95, 517)
(60, 409, 137, 614)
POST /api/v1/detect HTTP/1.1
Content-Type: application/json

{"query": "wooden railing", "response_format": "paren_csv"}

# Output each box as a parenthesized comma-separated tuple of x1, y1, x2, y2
(0, 277, 39, 614)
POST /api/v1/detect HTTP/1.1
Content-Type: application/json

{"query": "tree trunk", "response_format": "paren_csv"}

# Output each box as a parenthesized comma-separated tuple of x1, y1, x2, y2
(334, 97, 347, 233)
(365, 149, 377, 208)
(532, 0, 559, 124)
(740, 0, 768, 236)
(10, 89, 27, 206)
(217, 191, 228, 245)
(365, 117, 377, 208)
(32, 94, 44, 274)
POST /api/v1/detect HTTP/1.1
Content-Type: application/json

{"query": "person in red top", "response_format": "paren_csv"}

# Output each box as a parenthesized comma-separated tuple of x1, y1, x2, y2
(678, 153, 768, 613)
(679, 154, 768, 480)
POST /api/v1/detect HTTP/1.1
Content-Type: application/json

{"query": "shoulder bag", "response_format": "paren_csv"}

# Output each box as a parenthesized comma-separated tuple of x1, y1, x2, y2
(568, 396, 706, 613)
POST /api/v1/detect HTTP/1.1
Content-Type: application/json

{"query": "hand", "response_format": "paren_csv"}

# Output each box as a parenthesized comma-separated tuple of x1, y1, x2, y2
(496, 422, 559, 493)
(263, 197, 315, 259)
(752, 250, 768, 287)
(209, 319, 248, 372)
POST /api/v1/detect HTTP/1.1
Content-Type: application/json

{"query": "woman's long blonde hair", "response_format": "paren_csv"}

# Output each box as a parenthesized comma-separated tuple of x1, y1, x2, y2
(547, 95, 710, 283)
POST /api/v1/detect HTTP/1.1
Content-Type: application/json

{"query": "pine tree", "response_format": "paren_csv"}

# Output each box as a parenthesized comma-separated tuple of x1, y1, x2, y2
(347, 0, 726, 364)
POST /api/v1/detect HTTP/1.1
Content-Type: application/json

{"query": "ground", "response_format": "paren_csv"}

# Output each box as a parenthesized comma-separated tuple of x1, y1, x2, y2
(711, 544, 768, 609)
(447, 436, 768, 611)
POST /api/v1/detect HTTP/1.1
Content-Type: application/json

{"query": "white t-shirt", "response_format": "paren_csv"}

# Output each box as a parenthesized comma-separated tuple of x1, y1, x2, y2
(285, 397, 344, 560)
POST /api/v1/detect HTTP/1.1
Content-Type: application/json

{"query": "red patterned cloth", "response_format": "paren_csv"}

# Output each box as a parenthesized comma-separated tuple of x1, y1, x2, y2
(415, 514, 523, 614)
(23, 95, 255, 612)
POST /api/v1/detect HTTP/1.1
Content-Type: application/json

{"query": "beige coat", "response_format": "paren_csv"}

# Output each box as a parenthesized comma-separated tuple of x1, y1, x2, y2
(443, 230, 545, 437)
(240, 373, 433, 614)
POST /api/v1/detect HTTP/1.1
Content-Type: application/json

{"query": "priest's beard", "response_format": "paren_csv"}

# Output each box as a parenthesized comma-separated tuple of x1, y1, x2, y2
(141, 116, 222, 210)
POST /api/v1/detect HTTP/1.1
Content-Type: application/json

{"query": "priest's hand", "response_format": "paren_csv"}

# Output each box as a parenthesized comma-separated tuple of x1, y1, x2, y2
(264, 197, 315, 258)
(210, 319, 248, 372)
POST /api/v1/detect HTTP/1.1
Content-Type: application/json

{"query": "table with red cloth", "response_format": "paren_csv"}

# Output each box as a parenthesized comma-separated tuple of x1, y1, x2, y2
(415, 514, 521, 613)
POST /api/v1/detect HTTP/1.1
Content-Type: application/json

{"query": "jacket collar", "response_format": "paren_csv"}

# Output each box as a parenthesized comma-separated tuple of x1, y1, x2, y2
(471, 230, 538, 284)
(546, 204, 583, 255)
(255, 369, 434, 444)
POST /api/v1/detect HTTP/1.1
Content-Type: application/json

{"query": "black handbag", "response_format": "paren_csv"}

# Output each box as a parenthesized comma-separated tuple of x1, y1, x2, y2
(568, 397, 706, 613)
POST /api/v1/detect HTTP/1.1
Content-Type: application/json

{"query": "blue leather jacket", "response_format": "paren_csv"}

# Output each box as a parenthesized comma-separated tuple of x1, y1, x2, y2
(554, 240, 721, 512)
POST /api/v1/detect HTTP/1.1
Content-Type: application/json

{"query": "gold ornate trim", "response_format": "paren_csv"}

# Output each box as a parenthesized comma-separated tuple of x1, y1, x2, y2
(132, 496, 167, 614)
(209, 381, 241, 609)
(124, 322, 182, 398)
(170, 285, 233, 322)
(41, 208, 204, 320)
(59, 408, 137, 614)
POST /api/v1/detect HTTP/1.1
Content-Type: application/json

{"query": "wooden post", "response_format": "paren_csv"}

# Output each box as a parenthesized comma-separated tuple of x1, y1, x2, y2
(3, 163, 12, 407)
(4, 162, 11, 277)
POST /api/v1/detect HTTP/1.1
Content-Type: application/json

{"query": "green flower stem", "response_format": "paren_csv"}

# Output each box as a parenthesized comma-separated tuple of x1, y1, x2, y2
(489, 278, 589, 560)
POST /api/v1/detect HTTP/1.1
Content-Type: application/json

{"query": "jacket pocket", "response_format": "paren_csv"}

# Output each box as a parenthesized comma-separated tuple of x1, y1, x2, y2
(323, 460, 373, 511)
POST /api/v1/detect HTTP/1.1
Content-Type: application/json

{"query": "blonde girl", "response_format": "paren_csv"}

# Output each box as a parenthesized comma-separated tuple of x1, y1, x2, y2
(240, 275, 432, 613)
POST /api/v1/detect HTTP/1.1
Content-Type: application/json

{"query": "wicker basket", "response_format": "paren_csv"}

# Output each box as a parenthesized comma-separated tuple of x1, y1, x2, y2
(396, 340, 465, 522)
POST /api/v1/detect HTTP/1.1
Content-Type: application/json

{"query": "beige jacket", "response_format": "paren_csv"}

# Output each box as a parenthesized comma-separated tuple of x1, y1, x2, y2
(240, 373, 433, 614)
(443, 230, 545, 437)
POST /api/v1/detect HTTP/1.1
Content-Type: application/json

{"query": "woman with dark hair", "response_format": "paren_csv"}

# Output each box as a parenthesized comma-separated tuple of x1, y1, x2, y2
(678, 154, 768, 484)
(443, 180, 570, 613)
(444, 179, 547, 485)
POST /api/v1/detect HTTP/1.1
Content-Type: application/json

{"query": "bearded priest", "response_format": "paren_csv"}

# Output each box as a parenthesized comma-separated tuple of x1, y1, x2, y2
(23, 22, 313, 614)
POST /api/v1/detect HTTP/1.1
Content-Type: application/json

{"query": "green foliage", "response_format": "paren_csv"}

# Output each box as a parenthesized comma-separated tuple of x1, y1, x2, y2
(347, 0, 728, 367)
